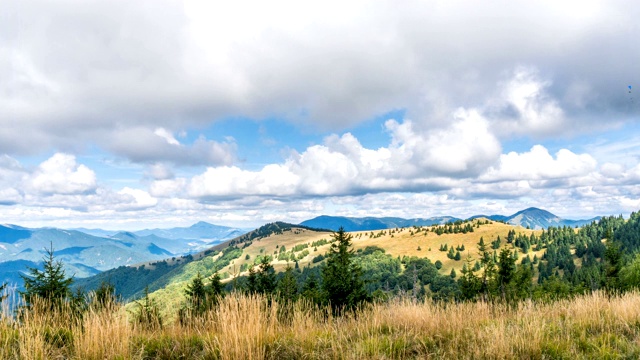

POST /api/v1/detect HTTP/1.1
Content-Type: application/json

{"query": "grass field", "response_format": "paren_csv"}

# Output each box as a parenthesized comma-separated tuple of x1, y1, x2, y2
(3, 291, 640, 359)
(222, 219, 542, 276)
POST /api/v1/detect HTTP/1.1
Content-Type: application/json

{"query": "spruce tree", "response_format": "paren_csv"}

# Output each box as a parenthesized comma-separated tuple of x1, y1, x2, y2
(277, 266, 298, 302)
(497, 248, 516, 301)
(322, 227, 369, 314)
(20, 243, 74, 309)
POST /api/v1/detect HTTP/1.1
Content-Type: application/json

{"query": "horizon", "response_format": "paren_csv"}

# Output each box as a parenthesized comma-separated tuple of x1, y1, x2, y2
(2, 1, 639, 230)
(1, 206, 613, 232)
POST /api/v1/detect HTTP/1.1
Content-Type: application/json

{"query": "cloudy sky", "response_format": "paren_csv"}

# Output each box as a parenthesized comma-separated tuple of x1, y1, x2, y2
(2, 0, 639, 230)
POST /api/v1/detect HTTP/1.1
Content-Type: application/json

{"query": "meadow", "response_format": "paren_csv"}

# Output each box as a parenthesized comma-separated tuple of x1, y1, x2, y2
(2, 291, 640, 359)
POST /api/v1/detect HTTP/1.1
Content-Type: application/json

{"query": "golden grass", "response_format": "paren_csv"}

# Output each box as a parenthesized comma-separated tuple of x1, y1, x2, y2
(4, 291, 640, 359)
(222, 221, 543, 278)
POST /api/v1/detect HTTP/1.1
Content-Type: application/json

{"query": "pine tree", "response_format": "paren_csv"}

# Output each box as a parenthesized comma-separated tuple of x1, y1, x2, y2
(20, 243, 74, 310)
(277, 266, 298, 323)
(278, 266, 298, 302)
(497, 248, 516, 301)
(184, 272, 208, 315)
(257, 256, 277, 295)
(301, 272, 322, 304)
(478, 237, 497, 301)
(458, 255, 481, 301)
(132, 286, 163, 329)
(322, 227, 369, 314)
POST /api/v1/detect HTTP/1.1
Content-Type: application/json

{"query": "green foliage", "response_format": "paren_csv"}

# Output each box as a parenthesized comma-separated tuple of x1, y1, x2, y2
(247, 256, 277, 295)
(458, 256, 481, 301)
(277, 266, 298, 324)
(620, 253, 640, 290)
(180, 272, 225, 322)
(131, 287, 163, 330)
(604, 241, 623, 293)
(91, 280, 116, 310)
(20, 243, 75, 311)
(322, 227, 370, 314)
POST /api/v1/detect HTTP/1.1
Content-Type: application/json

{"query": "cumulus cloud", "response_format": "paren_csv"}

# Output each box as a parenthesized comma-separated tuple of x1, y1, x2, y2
(175, 113, 499, 199)
(0, 153, 159, 214)
(481, 145, 597, 182)
(1, 0, 638, 159)
(29, 153, 97, 195)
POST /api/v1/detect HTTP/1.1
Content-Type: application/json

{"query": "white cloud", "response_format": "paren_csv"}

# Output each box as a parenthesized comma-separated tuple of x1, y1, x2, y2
(116, 187, 158, 210)
(481, 145, 597, 182)
(29, 153, 97, 195)
(1, 0, 637, 159)
(180, 114, 500, 199)
(489, 67, 566, 137)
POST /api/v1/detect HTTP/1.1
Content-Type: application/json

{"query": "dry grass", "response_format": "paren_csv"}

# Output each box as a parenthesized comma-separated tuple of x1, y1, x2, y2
(3, 291, 640, 359)
(221, 221, 543, 278)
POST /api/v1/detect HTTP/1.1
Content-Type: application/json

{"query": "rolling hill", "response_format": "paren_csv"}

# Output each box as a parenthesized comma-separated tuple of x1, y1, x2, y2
(75, 218, 544, 321)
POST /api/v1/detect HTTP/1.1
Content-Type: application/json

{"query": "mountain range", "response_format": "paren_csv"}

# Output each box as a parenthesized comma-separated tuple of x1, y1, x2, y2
(300, 207, 600, 231)
(0, 222, 246, 287)
(1, 208, 599, 290)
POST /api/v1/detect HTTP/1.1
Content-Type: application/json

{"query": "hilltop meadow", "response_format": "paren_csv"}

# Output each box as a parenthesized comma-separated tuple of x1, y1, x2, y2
(3, 211, 640, 359)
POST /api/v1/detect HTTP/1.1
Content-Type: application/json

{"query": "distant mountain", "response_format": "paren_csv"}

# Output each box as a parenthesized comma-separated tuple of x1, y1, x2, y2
(0, 227, 176, 283)
(75, 222, 328, 300)
(134, 221, 246, 242)
(300, 208, 600, 231)
(0, 224, 31, 244)
(501, 207, 600, 230)
(299, 216, 460, 232)
(0, 221, 248, 289)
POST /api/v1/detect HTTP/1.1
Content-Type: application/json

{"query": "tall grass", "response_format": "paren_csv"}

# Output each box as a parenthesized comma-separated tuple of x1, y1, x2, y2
(2, 291, 640, 359)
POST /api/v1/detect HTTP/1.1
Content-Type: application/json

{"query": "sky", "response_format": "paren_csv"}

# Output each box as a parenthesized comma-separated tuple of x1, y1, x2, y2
(1, 0, 640, 230)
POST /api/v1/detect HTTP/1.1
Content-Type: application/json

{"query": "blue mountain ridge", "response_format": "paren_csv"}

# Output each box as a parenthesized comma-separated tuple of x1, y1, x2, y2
(300, 207, 600, 231)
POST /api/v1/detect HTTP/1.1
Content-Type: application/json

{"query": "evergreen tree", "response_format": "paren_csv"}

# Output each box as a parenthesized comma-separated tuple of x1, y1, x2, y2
(184, 272, 209, 315)
(277, 266, 299, 302)
(301, 272, 322, 304)
(132, 286, 163, 329)
(604, 240, 623, 293)
(478, 237, 497, 301)
(20, 243, 74, 309)
(322, 227, 369, 314)
(497, 248, 516, 301)
(257, 256, 277, 295)
(277, 266, 298, 324)
(458, 255, 481, 301)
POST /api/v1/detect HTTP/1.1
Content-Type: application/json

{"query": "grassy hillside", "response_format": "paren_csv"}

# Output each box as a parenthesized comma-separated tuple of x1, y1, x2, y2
(139, 219, 542, 320)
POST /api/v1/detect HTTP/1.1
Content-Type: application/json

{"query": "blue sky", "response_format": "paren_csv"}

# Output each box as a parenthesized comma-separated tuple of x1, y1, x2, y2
(1, 0, 639, 230)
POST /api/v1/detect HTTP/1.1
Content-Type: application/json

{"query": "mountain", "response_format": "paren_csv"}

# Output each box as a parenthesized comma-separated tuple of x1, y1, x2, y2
(134, 221, 246, 242)
(502, 207, 600, 230)
(300, 208, 599, 231)
(0, 227, 177, 282)
(0, 221, 248, 290)
(299, 215, 460, 231)
(75, 222, 318, 300)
